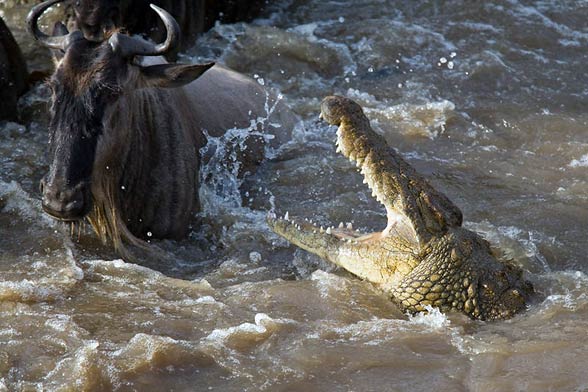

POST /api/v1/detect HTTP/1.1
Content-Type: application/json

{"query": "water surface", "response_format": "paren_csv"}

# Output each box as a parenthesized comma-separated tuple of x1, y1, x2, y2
(1, 0, 588, 390)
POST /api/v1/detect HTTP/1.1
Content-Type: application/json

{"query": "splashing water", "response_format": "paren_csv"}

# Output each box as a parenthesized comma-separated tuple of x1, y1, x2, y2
(198, 89, 284, 216)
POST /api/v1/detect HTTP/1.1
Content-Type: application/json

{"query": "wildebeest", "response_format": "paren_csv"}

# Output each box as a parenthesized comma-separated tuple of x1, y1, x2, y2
(28, 0, 295, 256)
(0, 16, 28, 121)
(68, 0, 267, 50)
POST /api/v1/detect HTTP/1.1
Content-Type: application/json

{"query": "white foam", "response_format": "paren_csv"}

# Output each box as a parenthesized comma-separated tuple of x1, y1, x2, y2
(86, 258, 164, 279)
(368, 99, 456, 139)
(568, 154, 588, 168)
(345, 88, 380, 105)
(194, 296, 222, 305)
(0, 181, 44, 222)
(0, 279, 63, 302)
(288, 22, 319, 41)
(408, 305, 450, 329)
(204, 313, 294, 345)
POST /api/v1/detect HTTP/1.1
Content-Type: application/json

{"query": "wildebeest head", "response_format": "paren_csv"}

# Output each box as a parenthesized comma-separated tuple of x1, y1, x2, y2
(71, 0, 121, 41)
(28, 0, 213, 222)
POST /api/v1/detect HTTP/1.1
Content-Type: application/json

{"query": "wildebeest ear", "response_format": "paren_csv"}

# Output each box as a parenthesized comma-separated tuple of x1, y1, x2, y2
(139, 62, 215, 88)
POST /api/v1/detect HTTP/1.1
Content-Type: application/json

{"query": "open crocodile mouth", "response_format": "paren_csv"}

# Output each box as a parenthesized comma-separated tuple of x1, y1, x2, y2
(267, 123, 407, 246)
(267, 96, 425, 257)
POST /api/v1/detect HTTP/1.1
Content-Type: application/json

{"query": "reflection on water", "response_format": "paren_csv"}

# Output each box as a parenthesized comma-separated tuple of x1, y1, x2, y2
(2, 0, 588, 390)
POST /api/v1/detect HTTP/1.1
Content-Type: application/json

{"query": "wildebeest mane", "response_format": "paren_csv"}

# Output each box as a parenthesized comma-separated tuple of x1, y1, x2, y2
(87, 65, 204, 258)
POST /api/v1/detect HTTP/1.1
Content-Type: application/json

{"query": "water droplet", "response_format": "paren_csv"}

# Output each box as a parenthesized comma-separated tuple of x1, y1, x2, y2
(447, 61, 454, 70)
(147, 231, 152, 237)
(450, 52, 457, 58)
(338, 16, 345, 23)
(440, 57, 447, 64)
(368, 67, 374, 73)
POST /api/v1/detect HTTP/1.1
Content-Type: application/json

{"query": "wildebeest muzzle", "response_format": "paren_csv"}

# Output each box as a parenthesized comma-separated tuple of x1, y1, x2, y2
(40, 176, 92, 221)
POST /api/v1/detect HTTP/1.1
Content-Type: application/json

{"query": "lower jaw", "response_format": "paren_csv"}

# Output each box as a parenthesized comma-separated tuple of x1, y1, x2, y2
(42, 208, 89, 223)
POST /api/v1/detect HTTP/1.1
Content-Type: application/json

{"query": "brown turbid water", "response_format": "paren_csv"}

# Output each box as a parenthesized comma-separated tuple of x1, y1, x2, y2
(1, 0, 588, 390)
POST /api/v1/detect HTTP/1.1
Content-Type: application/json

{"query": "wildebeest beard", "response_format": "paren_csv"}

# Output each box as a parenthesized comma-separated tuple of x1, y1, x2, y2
(41, 40, 124, 223)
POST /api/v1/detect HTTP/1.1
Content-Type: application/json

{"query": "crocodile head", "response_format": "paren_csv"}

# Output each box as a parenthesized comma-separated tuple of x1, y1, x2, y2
(268, 96, 533, 320)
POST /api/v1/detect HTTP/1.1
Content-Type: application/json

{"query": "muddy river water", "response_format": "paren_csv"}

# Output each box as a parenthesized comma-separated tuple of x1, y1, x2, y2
(1, 0, 588, 390)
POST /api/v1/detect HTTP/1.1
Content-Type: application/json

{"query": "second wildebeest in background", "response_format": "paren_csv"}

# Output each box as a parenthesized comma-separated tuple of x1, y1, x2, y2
(67, 0, 268, 51)
(0, 16, 28, 121)
(28, 0, 296, 258)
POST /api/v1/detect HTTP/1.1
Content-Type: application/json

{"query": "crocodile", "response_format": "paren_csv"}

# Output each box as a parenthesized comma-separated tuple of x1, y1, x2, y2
(267, 96, 533, 320)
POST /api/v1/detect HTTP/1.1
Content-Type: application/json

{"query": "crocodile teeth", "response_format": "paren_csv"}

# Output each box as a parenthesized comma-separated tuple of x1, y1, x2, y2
(326, 227, 332, 234)
(347, 222, 353, 230)
(339, 222, 344, 228)
(284, 211, 289, 221)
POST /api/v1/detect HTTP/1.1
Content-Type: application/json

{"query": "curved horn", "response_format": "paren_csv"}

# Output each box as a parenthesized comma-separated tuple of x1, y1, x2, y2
(26, 0, 72, 50)
(109, 4, 180, 58)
